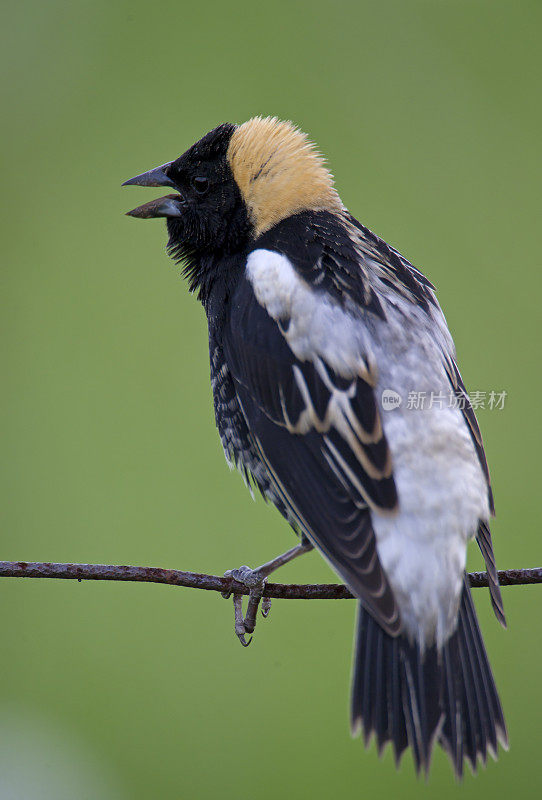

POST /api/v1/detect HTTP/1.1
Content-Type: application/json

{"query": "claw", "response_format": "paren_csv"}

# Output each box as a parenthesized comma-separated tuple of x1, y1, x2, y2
(222, 565, 268, 645)
(233, 594, 253, 646)
(261, 597, 272, 618)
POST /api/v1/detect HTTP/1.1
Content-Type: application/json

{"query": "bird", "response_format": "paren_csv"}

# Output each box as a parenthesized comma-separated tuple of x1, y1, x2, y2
(123, 116, 507, 776)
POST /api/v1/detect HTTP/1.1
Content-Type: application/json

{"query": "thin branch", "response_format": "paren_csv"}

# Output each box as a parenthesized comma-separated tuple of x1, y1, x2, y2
(0, 561, 541, 599)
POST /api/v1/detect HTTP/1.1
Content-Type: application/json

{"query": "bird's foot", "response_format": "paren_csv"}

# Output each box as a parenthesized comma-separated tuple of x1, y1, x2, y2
(221, 541, 313, 646)
(222, 566, 270, 647)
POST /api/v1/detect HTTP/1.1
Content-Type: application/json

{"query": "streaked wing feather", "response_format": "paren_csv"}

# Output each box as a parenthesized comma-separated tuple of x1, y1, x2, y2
(444, 358, 504, 625)
(476, 521, 506, 627)
(223, 276, 401, 634)
(236, 386, 401, 635)
(225, 277, 398, 512)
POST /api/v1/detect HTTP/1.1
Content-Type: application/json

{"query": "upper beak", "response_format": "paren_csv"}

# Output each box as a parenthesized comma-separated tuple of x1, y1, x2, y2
(122, 162, 176, 189)
(122, 161, 183, 219)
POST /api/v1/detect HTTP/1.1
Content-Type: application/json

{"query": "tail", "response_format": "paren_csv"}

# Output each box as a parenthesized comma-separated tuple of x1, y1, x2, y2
(351, 576, 508, 777)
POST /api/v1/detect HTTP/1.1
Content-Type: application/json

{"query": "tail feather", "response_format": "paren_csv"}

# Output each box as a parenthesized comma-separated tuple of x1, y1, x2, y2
(459, 575, 507, 755)
(389, 637, 409, 764)
(454, 606, 483, 768)
(440, 635, 463, 773)
(351, 604, 408, 761)
(372, 625, 387, 753)
(351, 577, 507, 776)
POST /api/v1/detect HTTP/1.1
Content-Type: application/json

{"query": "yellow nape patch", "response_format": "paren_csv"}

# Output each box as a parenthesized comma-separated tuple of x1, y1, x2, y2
(227, 117, 342, 237)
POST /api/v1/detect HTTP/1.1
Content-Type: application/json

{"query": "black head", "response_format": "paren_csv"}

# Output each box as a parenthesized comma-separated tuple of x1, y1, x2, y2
(123, 123, 251, 298)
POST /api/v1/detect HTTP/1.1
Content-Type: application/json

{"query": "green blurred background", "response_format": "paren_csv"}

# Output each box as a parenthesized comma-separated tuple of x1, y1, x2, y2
(2, 1, 541, 797)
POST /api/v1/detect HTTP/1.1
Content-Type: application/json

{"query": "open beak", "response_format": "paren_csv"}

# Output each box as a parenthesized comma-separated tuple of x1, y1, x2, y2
(122, 162, 183, 218)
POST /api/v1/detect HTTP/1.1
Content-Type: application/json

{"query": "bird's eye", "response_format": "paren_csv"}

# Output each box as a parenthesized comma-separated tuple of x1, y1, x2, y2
(192, 176, 209, 194)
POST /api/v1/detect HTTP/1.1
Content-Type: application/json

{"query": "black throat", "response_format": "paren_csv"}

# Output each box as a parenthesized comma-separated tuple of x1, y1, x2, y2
(165, 148, 252, 308)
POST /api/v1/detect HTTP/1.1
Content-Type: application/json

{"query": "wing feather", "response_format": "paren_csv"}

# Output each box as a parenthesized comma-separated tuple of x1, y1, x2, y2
(443, 358, 504, 624)
(224, 274, 401, 634)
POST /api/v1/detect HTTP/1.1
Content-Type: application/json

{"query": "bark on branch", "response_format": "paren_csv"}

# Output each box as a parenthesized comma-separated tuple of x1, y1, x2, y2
(0, 561, 541, 599)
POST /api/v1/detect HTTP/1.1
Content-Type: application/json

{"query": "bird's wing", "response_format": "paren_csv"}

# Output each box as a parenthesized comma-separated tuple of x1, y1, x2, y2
(443, 357, 505, 625)
(222, 251, 401, 635)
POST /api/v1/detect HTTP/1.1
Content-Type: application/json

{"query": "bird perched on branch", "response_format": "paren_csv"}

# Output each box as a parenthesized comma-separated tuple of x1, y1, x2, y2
(123, 117, 507, 776)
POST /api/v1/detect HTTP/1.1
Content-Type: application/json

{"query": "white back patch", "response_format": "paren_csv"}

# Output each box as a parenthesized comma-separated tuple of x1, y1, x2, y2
(246, 249, 372, 379)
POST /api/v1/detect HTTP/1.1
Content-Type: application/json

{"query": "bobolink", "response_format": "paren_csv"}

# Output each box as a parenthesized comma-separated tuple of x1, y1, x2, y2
(123, 117, 507, 776)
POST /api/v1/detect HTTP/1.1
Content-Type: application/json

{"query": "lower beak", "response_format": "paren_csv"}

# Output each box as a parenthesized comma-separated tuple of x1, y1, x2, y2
(125, 194, 183, 219)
